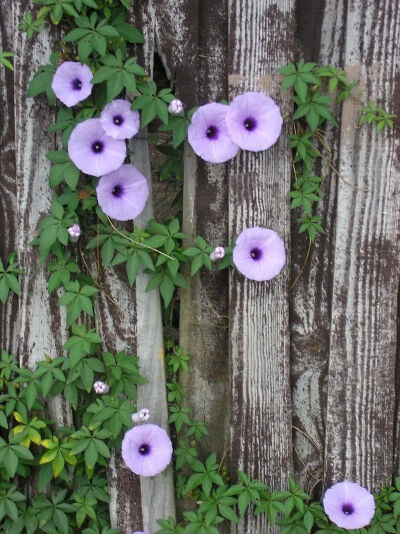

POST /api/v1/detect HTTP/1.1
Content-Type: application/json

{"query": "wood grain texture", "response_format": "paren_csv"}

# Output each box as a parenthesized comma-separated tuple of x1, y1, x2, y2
(0, 0, 18, 354)
(134, 132, 176, 532)
(290, 0, 347, 494)
(323, 0, 400, 490)
(228, 1, 294, 532)
(154, 0, 231, 460)
(12, 1, 70, 426)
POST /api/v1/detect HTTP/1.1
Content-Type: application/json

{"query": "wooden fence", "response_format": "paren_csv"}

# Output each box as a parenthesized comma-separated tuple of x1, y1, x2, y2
(0, 1, 399, 533)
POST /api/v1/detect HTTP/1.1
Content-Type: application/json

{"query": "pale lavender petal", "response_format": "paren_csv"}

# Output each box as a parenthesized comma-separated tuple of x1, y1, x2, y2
(226, 92, 283, 151)
(100, 99, 140, 139)
(68, 118, 126, 177)
(121, 424, 173, 477)
(323, 480, 375, 529)
(232, 226, 286, 281)
(188, 103, 239, 163)
(97, 164, 149, 221)
(51, 61, 93, 107)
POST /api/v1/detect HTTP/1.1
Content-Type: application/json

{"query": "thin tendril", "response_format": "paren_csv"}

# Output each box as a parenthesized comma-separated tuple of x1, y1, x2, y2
(107, 216, 176, 261)
(291, 237, 312, 290)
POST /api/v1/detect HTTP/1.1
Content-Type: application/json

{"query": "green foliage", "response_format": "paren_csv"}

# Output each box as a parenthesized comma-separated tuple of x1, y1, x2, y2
(0, 51, 14, 71)
(161, 343, 400, 534)
(0, 252, 23, 304)
(360, 101, 396, 131)
(279, 61, 357, 242)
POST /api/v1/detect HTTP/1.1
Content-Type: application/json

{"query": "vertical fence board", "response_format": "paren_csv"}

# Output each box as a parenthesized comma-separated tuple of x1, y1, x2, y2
(94, 4, 175, 530)
(154, 0, 231, 460)
(324, 0, 400, 490)
(228, 1, 295, 532)
(134, 132, 176, 531)
(0, 1, 18, 354)
(12, 1, 70, 426)
(290, 0, 347, 493)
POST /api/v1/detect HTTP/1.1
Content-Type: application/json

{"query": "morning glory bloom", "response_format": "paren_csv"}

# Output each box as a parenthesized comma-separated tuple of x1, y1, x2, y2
(188, 103, 239, 163)
(225, 91, 283, 151)
(121, 423, 173, 477)
(68, 118, 126, 177)
(96, 164, 149, 221)
(323, 480, 375, 529)
(51, 61, 93, 107)
(232, 227, 286, 281)
(168, 98, 184, 114)
(100, 99, 140, 140)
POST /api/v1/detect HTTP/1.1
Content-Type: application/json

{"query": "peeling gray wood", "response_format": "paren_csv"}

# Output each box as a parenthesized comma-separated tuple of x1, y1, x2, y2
(228, 1, 295, 532)
(12, 2, 70, 426)
(290, 0, 347, 494)
(324, 0, 400, 491)
(0, 0, 18, 355)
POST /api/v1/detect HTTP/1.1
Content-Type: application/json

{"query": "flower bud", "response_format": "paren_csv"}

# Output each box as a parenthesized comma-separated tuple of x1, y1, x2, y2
(210, 246, 225, 262)
(93, 380, 109, 394)
(132, 408, 150, 424)
(168, 98, 184, 115)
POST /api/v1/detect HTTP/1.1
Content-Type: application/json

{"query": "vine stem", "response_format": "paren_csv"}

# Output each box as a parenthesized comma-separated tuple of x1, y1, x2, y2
(106, 217, 177, 261)
(291, 237, 312, 290)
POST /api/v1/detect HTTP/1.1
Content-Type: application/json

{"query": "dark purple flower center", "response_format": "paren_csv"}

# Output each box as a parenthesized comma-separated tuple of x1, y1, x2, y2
(206, 125, 218, 139)
(112, 184, 123, 197)
(72, 78, 82, 90)
(92, 141, 104, 154)
(113, 115, 124, 126)
(342, 503, 354, 516)
(250, 247, 262, 260)
(139, 443, 150, 455)
(244, 117, 257, 131)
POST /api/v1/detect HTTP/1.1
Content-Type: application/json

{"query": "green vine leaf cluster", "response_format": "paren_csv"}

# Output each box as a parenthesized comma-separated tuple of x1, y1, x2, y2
(0, 51, 14, 71)
(0, 335, 145, 532)
(280, 60, 395, 242)
(0, 253, 22, 304)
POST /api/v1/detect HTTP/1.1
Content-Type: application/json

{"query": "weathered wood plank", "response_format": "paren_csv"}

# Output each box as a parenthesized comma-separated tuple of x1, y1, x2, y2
(154, 0, 231, 461)
(12, 1, 70, 426)
(228, 1, 295, 531)
(95, 3, 175, 530)
(290, 0, 347, 493)
(134, 132, 176, 532)
(324, 0, 400, 490)
(0, 0, 18, 354)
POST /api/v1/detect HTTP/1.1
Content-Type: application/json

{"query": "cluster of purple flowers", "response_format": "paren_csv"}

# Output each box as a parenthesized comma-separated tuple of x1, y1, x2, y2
(188, 91, 283, 163)
(51, 61, 148, 222)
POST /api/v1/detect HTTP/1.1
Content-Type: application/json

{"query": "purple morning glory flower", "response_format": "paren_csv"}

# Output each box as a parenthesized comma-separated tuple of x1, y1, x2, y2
(232, 226, 286, 281)
(188, 103, 239, 163)
(51, 61, 93, 107)
(323, 480, 375, 529)
(121, 423, 173, 477)
(96, 164, 149, 221)
(68, 118, 126, 177)
(225, 91, 283, 152)
(100, 99, 140, 140)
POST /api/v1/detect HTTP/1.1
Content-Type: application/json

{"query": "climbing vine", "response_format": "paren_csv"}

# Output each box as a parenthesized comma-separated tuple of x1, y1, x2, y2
(0, 1, 397, 533)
